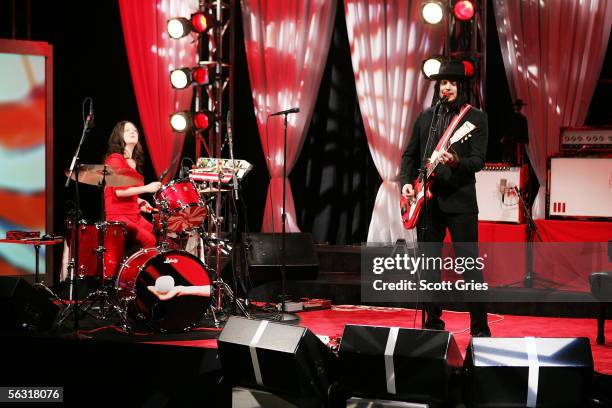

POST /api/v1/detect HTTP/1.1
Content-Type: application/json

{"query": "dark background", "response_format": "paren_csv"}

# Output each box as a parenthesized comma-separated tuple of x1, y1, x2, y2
(1, 0, 610, 250)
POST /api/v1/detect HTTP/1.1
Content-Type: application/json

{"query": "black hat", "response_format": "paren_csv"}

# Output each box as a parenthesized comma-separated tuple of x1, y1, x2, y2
(429, 59, 473, 81)
(513, 99, 526, 107)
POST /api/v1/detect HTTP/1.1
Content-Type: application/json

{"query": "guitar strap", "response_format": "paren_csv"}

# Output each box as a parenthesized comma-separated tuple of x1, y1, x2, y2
(432, 104, 472, 154)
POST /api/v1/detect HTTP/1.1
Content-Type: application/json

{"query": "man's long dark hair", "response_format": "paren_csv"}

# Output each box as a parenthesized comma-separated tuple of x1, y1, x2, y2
(106, 121, 144, 173)
(428, 80, 471, 142)
(431, 80, 470, 110)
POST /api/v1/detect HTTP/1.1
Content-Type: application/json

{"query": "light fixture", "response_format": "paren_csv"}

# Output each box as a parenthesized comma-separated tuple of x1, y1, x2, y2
(170, 110, 214, 132)
(170, 66, 212, 89)
(167, 11, 215, 39)
(167, 17, 191, 39)
(421, 56, 443, 79)
(421, 1, 444, 25)
(453, 0, 475, 21)
(190, 11, 211, 33)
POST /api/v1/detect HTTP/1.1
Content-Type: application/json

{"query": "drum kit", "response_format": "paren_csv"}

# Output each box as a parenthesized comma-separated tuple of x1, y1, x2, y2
(57, 159, 251, 333)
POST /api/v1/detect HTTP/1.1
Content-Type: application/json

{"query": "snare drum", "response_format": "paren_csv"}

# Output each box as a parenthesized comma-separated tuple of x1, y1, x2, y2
(64, 220, 126, 280)
(154, 179, 207, 234)
(116, 248, 212, 332)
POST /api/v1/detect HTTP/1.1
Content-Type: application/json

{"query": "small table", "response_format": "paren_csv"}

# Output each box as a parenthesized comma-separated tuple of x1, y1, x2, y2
(0, 237, 64, 283)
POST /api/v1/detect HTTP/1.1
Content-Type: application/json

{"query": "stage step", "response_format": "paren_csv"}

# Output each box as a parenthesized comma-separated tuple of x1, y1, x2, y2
(315, 244, 362, 273)
(249, 243, 609, 320)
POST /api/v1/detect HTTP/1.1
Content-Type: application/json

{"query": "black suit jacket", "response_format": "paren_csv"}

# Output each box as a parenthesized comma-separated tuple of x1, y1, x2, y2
(399, 105, 488, 214)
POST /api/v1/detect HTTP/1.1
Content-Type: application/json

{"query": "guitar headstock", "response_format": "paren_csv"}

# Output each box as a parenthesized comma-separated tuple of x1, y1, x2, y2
(449, 131, 472, 145)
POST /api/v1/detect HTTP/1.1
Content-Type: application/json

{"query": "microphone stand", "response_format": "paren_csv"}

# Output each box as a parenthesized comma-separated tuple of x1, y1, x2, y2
(416, 102, 443, 328)
(59, 99, 94, 335)
(513, 186, 560, 289)
(277, 111, 299, 324)
(225, 115, 251, 318)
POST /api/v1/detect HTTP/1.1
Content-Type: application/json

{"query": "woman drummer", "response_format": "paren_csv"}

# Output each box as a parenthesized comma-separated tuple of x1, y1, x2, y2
(104, 121, 161, 248)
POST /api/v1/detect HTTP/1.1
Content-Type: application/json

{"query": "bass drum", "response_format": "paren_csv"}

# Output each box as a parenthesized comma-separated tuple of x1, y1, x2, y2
(116, 248, 212, 332)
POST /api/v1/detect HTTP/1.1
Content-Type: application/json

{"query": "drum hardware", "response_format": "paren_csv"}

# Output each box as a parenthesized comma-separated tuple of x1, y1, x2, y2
(153, 178, 208, 234)
(59, 167, 132, 331)
(201, 167, 251, 326)
(0, 236, 64, 302)
(115, 248, 212, 332)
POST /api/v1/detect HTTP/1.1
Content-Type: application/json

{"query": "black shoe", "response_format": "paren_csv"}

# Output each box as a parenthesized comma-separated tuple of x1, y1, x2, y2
(424, 319, 445, 330)
(471, 328, 491, 337)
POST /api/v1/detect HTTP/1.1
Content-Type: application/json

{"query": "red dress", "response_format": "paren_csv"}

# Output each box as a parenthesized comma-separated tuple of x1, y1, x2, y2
(104, 153, 156, 248)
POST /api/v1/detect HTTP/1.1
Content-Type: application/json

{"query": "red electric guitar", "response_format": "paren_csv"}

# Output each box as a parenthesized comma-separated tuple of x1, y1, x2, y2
(400, 105, 474, 230)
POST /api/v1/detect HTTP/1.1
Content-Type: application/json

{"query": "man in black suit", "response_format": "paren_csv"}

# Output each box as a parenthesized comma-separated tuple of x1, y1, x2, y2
(400, 59, 490, 337)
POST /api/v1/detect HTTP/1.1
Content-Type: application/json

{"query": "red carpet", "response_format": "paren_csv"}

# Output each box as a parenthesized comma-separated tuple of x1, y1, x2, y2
(297, 306, 612, 375)
(149, 306, 612, 375)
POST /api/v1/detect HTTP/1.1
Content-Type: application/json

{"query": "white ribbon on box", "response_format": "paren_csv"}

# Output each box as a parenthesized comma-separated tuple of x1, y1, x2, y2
(384, 327, 400, 394)
(525, 336, 540, 407)
(249, 320, 269, 386)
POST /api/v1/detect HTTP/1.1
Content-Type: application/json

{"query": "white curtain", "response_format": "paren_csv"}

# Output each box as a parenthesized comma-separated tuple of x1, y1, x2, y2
(344, 0, 443, 242)
(494, 0, 612, 218)
(241, 0, 337, 232)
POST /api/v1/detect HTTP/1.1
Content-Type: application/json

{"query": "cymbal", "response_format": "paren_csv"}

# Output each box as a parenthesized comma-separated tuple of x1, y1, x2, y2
(65, 164, 140, 187)
(198, 187, 230, 194)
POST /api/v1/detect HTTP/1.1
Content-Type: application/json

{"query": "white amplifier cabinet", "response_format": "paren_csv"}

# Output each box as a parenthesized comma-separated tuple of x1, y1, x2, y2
(475, 165, 525, 223)
(549, 157, 612, 218)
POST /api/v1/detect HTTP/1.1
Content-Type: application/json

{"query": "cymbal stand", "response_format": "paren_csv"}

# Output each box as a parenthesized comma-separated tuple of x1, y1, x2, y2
(157, 200, 171, 251)
(59, 104, 91, 333)
(77, 167, 131, 331)
(205, 173, 250, 327)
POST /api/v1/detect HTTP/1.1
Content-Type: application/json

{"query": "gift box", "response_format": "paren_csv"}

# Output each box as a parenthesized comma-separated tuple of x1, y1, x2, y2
(464, 337, 593, 407)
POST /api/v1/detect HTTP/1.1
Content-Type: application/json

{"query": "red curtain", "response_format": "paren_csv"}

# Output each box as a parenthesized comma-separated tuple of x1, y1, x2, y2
(344, 0, 443, 242)
(119, 0, 198, 177)
(241, 0, 337, 232)
(493, 0, 612, 218)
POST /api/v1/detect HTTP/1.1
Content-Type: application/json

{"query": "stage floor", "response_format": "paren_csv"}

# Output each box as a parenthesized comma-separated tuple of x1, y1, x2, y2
(70, 305, 612, 376)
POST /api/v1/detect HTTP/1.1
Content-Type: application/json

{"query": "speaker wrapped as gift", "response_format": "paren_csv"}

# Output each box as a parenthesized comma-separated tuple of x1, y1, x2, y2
(464, 337, 593, 407)
(217, 316, 336, 408)
(338, 325, 463, 406)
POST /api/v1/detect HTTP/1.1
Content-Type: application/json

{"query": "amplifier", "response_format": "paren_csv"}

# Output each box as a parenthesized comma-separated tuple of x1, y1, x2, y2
(475, 164, 527, 223)
(560, 127, 612, 153)
(548, 157, 612, 218)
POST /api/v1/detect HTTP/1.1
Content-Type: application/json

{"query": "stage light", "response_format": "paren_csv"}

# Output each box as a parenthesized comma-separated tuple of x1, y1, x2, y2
(167, 11, 215, 39)
(170, 69, 190, 89)
(422, 1, 444, 24)
(190, 12, 210, 33)
(193, 111, 210, 130)
(422, 56, 443, 79)
(170, 111, 190, 132)
(453, 0, 475, 21)
(167, 17, 191, 39)
(170, 66, 211, 89)
(170, 110, 213, 132)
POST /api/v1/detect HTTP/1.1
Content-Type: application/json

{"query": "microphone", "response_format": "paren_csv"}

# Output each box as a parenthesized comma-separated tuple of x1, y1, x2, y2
(179, 165, 189, 179)
(436, 96, 449, 106)
(85, 99, 94, 129)
(499, 178, 507, 203)
(154, 275, 175, 294)
(270, 107, 300, 116)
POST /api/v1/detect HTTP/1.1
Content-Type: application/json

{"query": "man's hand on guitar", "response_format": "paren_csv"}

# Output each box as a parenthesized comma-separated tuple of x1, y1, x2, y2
(440, 150, 459, 168)
(402, 184, 415, 202)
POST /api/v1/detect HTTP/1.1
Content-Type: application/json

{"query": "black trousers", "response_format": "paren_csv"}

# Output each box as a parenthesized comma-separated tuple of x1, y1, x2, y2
(416, 198, 489, 334)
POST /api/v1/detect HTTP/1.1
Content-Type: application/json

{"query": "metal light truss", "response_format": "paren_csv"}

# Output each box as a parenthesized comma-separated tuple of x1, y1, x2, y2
(194, 0, 234, 159)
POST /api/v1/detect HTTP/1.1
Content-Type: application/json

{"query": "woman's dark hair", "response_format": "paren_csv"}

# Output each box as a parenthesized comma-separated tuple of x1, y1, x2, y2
(431, 79, 470, 110)
(106, 121, 144, 173)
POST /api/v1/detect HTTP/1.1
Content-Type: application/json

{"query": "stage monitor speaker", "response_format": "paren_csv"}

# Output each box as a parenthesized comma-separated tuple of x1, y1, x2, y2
(244, 233, 319, 285)
(0, 277, 59, 332)
(217, 316, 335, 408)
(338, 324, 463, 406)
(464, 337, 593, 407)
